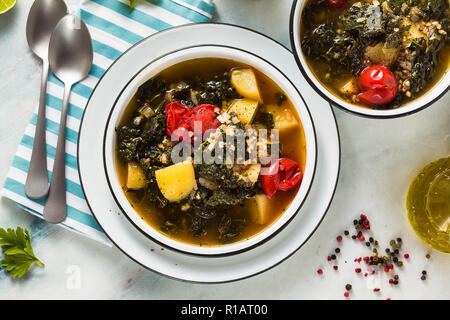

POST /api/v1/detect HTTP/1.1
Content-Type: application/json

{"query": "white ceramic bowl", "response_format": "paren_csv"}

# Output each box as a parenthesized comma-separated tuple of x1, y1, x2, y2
(103, 45, 317, 256)
(290, 0, 450, 118)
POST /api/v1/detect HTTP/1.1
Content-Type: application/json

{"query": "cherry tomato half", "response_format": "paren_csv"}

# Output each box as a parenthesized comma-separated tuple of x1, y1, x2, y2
(165, 102, 192, 138)
(260, 158, 303, 199)
(188, 104, 222, 136)
(326, 0, 347, 8)
(358, 65, 398, 105)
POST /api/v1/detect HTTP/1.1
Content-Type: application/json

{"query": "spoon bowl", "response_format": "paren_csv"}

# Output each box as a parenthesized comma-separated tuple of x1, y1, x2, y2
(26, 0, 67, 59)
(43, 14, 93, 224)
(49, 14, 93, 85)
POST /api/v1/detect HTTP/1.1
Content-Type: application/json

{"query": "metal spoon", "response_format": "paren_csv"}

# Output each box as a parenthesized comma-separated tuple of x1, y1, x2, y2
(25, 0, 67, 199)
(43, 14, 93, 224)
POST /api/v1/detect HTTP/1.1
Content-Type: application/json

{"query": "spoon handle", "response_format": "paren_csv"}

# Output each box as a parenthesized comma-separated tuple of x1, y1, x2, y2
(25, 60, 50, 199)
(43, 84, 72, 224)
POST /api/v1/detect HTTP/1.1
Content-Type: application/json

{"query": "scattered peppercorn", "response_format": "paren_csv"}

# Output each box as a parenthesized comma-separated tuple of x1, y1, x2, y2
(335, 248, 340, 254)
(331, 254, 336, 260)
(344, 292, 349, 298)
(317, 269, 323, 275)
(345, 284, 352, 291)
(344, 230, 349, 236)
(369, 237, 374, 243)
(404, 253, 410, 259)
(373, 288, 380, 292)
(355, 268, 362, 273)
(337, 235, 343, 242)
(421, 275, 426, 281)
(426, 253, 431, 259)
(422, 270, 427, 275)
(390, 240, 396, 246)
(396, 238, 402, 243)
(333, 265, 338, 271)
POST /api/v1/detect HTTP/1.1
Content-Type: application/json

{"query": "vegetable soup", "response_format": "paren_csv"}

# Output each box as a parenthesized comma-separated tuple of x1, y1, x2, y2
(300, 0, 449, 109)
(115, 58, 307, 247)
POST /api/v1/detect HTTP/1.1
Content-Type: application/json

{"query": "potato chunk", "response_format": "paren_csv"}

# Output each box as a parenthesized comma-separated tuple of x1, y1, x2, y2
(245, 194, 272, 225)
(155, 163, 196, 202)
(233, 164, 261, 184)
(228, 99, 260, 124)
(261, 104, 298, 132)
(338, 78, 359, 96)
(364, 43, 399, 67)
(231, 69, 262, 102)
(126, 162, 147, 190)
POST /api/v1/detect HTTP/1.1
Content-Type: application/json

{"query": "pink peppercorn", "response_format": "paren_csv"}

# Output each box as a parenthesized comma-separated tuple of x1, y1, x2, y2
(333, 266, 338, 271)
(404, 254, 410, 259)
(355, 268, 362, 273)
(337, 235, 343, 242)
(344, 292, 349, 298)
(317, 269, 323, 275)
(373, 288, 380, 292)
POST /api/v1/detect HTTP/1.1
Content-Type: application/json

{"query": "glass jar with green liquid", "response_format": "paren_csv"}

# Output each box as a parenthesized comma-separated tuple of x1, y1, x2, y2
(407, 156, 450, 253)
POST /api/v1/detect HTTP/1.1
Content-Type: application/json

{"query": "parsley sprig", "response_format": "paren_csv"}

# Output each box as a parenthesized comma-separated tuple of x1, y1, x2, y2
(128, 0, 138, 13)
(0, 227, 44, 278)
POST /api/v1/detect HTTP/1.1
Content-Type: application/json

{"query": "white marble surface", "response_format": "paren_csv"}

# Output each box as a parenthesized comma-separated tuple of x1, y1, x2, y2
(0, 0, 449, 299)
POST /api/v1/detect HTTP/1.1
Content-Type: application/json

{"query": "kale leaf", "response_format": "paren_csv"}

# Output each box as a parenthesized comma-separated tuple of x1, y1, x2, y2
(260, 112, 275, 130)
(192, 72, 241, 106)
(140, 111, 166, 146)
(275, 92, 287, 106)
(217, 215, 247, 243)
(302, 24, 364, 74)
(116, 126, 142, 162)
(136, 76, 167, 111)
(386, 26, 410, 48)
(339, 2, 385, 45)
(196, 163, 233, 182)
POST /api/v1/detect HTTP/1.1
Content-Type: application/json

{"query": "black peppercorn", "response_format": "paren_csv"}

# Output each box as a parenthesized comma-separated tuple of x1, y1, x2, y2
(345, 284, 352, 291)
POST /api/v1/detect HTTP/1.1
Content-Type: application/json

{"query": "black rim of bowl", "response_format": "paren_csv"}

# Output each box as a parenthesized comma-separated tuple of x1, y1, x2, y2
(102, 43, 318, 258)
(289, 0, 450, 119)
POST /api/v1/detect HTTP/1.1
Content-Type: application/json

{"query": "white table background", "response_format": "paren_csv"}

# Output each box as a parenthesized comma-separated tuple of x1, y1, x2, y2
(0, 0, 449, 299)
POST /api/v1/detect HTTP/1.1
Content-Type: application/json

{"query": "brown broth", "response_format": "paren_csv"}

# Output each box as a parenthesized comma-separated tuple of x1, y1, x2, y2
(115, 58, 307, 247)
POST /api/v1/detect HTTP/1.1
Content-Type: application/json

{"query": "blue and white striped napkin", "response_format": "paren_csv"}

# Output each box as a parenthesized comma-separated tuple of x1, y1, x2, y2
(1, 0, 215, 244)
